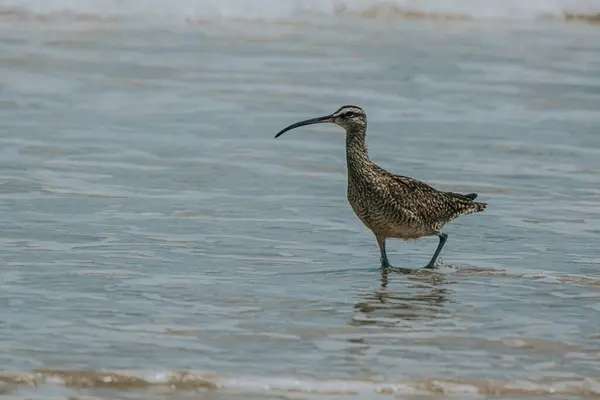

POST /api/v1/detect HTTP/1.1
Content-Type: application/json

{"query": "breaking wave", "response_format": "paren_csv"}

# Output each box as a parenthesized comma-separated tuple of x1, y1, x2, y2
(0, 0, 599, 23)
(1, 370, 600, 398)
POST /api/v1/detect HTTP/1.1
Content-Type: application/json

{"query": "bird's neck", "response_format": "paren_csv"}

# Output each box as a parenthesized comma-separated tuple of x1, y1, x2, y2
(346, 129, 371, 174)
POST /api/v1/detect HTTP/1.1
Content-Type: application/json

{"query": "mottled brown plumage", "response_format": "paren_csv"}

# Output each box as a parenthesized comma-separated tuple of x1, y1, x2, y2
(275, 105, 486, 270)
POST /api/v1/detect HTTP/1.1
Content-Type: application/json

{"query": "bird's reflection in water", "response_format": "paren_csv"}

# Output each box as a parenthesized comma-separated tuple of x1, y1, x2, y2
(352, 268, 452, 325)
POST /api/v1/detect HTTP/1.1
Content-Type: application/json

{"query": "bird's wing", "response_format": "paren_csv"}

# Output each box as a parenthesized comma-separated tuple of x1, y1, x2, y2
(444, 191, 478, 201)
(380, 169, 484, 222)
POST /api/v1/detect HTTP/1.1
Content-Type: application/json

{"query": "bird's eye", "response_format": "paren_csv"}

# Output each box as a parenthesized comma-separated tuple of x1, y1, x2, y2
(344, 112, 355, 118)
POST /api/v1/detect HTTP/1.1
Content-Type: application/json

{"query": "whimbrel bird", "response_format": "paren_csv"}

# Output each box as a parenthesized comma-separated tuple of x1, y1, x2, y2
(274, 105, 486, 270)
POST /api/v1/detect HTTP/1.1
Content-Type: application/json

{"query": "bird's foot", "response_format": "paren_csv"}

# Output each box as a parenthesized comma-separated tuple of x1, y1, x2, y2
(381, 262, 413, 275)
(423, 262, 439, 270)
(380, 255, 392, 269)
(380, 256, 415, 274)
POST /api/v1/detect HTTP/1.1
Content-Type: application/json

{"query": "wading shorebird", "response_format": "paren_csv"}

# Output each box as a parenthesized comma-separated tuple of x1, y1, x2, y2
(274, 105, 486, 270)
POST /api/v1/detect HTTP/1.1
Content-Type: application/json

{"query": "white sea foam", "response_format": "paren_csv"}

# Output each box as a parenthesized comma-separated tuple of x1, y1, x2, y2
(1, 370, 599, 398)
(0, 0, 599, 22)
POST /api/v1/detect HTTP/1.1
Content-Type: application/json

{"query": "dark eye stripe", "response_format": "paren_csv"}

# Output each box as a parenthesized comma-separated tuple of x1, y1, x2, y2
(345, 112, 355, 118)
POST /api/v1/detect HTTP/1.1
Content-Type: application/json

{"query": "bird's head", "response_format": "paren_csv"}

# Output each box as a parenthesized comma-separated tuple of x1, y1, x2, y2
(274, 105, 366, 138)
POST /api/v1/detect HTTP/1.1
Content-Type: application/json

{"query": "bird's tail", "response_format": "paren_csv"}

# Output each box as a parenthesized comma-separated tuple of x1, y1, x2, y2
(452, 192, 487, 213)
(445, 191, 487, 216)
(464, 193, 486, 213)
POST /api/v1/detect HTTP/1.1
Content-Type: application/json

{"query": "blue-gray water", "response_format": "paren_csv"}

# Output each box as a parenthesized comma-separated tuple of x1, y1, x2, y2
(1, 17, 600, 400)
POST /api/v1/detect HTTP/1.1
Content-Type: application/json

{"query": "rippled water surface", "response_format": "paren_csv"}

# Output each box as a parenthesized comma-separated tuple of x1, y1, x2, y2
(1, 16, 600, 399)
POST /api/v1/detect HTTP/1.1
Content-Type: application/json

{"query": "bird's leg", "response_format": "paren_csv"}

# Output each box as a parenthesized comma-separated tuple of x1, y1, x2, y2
(424, 232, 448, 269)
(375, 235, 392, 269)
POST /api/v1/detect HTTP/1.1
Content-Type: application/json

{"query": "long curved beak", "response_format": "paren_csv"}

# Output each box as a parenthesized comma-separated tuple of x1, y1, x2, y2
(274, 114, 335, 138)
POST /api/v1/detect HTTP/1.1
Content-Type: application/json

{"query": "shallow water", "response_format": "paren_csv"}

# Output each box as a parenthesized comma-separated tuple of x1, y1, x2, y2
(1, 13, 600, 400)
